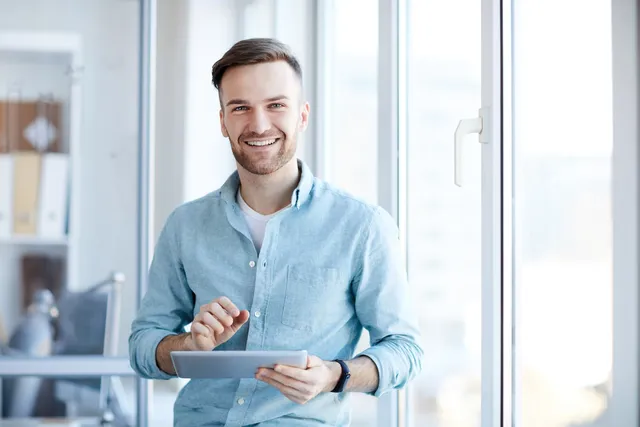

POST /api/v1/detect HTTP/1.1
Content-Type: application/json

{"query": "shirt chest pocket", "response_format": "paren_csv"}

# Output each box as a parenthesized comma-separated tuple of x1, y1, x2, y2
(281, 265, 341, 332)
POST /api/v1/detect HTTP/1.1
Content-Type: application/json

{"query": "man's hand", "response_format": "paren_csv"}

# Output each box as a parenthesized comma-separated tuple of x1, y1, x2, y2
(255, 355, 342, 404)
(187, 296, 250, 351)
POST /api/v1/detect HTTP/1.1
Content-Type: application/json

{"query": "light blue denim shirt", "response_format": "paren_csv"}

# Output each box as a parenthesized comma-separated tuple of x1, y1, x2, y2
(129, 160, 424, 427)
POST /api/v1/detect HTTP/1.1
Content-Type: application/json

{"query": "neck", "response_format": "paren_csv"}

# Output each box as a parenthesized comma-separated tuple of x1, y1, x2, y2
(237, 159, 300, 215)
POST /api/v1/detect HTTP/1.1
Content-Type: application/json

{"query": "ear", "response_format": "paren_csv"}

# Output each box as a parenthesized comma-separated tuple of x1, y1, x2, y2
(298, 102, 310, 132)
(219, 109, 229, 137)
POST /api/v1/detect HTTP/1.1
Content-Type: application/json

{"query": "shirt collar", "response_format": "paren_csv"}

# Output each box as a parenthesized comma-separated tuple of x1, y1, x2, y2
(219, 159, 314, 210)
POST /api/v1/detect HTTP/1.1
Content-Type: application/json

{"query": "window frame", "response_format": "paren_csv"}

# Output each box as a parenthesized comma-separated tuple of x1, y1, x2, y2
(377, 0, 407, 425)
(610, 0, 640, 425)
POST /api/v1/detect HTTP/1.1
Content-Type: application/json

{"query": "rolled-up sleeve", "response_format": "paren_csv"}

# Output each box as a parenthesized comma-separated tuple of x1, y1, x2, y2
(128, 209, 194, 379)
(353, 207, 424, 397)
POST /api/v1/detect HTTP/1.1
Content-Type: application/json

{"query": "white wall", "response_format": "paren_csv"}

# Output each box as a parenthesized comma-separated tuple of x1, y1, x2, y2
(182, 0, 237, 203)
(154, 0, 188, 241)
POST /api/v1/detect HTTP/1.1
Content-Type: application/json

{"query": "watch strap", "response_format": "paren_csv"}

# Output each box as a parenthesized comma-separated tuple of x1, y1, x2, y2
(331, 359, 351, 393)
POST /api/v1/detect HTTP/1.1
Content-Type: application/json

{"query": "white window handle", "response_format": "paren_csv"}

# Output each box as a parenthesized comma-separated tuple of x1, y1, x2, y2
(454, 107, 489, 187)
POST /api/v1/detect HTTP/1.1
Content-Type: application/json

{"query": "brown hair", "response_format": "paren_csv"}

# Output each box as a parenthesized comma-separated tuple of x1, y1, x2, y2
(211, 38, 303, 91)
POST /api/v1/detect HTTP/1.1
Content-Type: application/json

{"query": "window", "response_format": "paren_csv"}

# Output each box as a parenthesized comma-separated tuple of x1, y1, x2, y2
(326, 0, 378, 206)
(406, 0, 483, 425)
(512, 1, 613, 425)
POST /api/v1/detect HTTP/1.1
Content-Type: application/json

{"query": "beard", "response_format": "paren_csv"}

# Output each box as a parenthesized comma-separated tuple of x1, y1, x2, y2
(230, 128, 297, 175)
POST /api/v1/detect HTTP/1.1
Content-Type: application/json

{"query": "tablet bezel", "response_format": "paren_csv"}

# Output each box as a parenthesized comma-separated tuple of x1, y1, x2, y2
(170, 349, 309, 379)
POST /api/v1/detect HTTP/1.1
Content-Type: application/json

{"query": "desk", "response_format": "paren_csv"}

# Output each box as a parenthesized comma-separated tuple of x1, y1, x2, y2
(0, 418, 104, 427)
(0, 356, 134, 377)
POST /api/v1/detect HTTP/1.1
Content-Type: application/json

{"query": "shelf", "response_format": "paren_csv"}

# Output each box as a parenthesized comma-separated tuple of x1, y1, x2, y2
(0, 235, 68, 246)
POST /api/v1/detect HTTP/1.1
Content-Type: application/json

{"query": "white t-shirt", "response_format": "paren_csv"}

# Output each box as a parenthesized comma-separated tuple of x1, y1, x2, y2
(237, 190, 280, 253)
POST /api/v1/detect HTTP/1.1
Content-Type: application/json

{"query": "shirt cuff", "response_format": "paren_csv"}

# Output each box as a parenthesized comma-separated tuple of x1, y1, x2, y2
(357, 346, 392, 397)
(133, 329, 178, 380)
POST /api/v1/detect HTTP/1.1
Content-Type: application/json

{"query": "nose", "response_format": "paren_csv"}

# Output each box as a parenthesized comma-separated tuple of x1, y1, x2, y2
(248, 107, 271, 135)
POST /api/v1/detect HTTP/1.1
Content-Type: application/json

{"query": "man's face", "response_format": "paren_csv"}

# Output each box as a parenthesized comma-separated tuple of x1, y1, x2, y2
(219, 61, 309, 176)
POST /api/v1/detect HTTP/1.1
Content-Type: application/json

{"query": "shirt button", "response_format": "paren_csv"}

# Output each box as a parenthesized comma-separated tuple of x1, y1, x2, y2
(237, 397, 245, 405)
(254, 311, 261, 318)
(249, 261, 256, 268)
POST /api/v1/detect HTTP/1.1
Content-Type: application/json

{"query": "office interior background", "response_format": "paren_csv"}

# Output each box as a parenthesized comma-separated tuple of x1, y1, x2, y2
(0, 0, 637, 426)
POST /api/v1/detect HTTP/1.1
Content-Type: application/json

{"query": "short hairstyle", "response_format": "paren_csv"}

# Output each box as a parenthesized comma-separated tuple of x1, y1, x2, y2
(211, 38, 303, 92)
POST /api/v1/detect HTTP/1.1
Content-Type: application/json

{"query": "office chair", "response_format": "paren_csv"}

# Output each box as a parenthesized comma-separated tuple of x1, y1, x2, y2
(52, 271, 133, 426)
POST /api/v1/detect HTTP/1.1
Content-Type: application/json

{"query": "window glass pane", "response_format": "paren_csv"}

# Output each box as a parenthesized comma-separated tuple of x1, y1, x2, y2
(327, 0, 379, 425)
(407, 0, 482, 425)
(512, 1, 613, 426)
(0, 0, 141, 421)
(327, 0, 378, 206)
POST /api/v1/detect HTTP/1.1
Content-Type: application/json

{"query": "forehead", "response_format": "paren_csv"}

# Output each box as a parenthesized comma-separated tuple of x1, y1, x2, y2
(219, 61, 300, 103)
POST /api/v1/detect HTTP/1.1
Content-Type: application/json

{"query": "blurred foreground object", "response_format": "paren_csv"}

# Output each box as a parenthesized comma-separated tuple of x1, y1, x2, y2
(1, 288, 58, 417)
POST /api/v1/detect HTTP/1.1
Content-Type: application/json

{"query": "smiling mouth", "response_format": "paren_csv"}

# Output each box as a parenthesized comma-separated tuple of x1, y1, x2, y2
(244, 138, 279, 147)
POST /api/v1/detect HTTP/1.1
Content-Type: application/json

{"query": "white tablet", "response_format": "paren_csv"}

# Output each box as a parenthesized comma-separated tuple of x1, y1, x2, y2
(170, 350, 308, 379)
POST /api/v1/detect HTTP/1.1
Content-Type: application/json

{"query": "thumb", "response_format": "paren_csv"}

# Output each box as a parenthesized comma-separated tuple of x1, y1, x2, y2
(307, 355, 324, 369)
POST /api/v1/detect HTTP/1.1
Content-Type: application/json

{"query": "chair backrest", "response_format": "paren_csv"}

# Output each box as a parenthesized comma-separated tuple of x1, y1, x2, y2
(54, 272, 123, 358)
(55, 290, 108, 356)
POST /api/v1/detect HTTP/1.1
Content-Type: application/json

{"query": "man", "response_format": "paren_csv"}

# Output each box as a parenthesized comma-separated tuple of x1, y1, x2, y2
(129, 38, 423, 427)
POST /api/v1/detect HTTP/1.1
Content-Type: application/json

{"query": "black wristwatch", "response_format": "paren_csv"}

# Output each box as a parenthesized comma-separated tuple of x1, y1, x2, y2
(331, 359, 351, 393)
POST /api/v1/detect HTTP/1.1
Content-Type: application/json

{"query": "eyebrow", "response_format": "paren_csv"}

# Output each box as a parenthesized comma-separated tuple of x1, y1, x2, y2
(225, 95, 290, 107)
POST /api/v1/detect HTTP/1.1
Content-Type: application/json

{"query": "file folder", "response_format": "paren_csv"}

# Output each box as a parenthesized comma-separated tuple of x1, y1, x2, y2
(13, 152, 41, 235)
(0, 153, 13, 238)
(0, 101, 8, 154)
(38, 153, 69, 238)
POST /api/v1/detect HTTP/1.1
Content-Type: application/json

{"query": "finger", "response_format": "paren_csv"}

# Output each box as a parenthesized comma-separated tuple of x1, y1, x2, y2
(200, 311, 225, 335)
(274, 364, 312, 383)
(258, 374, 308, 404)
(191, 321, 211, 338)
(194, 313, 213, 336)
(216, 296, 240, 317)
(207, 303, 233, 327)
(258, 368, 312, 394)
(192, 314, 209, 334)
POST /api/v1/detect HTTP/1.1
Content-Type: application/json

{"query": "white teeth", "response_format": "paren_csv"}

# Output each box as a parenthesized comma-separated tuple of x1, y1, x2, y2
(246, 139, 277, 146)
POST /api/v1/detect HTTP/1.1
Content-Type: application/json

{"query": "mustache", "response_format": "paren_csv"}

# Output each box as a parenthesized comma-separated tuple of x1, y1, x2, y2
(239, 130, 283, 142)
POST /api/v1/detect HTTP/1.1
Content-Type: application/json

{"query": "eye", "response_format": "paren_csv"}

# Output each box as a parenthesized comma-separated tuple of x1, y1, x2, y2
(232, 106, 248, 111)
(269, 103, 284, 109)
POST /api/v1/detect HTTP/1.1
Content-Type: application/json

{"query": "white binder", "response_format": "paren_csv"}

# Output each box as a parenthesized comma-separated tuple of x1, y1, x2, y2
(0, 154, 13, 238)
(38, 153, 69, 238)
